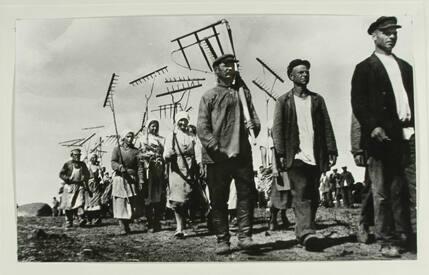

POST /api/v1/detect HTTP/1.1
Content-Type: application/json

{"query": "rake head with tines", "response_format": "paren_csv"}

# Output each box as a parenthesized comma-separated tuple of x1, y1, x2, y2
(170, 19, 233, 73)
(129, 66, 168, 86)
(156, 82, 203, 98)
(105, 135, 120, 145)
(252, 79, 278, 101)
(59, 138, 85, 146)
(164, 76, 206, 84)
(103, 73, 120, 110)
(256, 58, 284, 83)
(82, 125, 105, 131)
(151, 103, 183, 119)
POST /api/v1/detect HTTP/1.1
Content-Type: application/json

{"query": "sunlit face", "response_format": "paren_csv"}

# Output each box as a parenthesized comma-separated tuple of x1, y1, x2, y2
(372, 28, 397, 53)
(214, 61, 236, 81)
(124, 132, 134, 145)
(289, 65, 310, 86)
(148, 121, 159, 135)
(177, 118, 189, 132)
(90, 156, 98, 164)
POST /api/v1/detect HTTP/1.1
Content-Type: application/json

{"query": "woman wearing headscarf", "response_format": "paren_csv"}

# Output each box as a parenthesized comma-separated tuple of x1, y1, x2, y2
(266, 120, 292, 231)
(84, 153, 103, 225)
(59, 148, 90, 228)
(135, 119, 166, 232)
(164, 111, 201, 238)
(111, 130, 142, 234)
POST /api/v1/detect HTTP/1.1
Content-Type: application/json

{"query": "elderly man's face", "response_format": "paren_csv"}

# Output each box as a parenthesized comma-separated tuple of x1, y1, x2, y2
(124, 132, 134, 145)
(290, 65, 310, 86)
(214, 61, 236, 81)
(373, 28, 397, 53)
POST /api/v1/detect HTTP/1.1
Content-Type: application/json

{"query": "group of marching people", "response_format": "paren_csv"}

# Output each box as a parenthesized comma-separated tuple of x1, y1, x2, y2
(58, 16, 416, 257)
(58, 111, 207, 239)
(59, 151, 110, 228)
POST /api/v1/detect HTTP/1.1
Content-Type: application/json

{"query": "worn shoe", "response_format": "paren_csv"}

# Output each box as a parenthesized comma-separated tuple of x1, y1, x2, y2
(237, 238, 258, 251)
(356, 224, 370, 244)
(174, 231, 185, 239)
(93, 218, 102, 226)
(64, 222, 73, 229)
(281, 217, 291, 230)
(215, 242, 231, 255)
(78, 219, 87, 227)
(303, 235, 324, 252)
(381, 244, 401, 258)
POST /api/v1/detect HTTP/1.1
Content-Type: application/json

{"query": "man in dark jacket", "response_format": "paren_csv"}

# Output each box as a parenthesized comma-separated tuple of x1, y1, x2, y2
(351, 16, 416, 255)
(197, 54, 260, 255)
(339, 166, 355, 208)
(272, 59, 337, 251)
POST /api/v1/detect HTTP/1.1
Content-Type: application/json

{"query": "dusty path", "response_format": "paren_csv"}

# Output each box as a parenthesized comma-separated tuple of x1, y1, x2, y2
(17, 207, 416, 262)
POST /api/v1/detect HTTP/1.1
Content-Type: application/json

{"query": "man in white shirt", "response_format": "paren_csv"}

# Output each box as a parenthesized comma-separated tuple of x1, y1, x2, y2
(351, 16, 416, 256)
(272, 59, 338, 251)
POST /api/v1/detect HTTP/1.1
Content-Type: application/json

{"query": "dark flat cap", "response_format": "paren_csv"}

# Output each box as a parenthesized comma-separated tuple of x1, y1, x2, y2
(287, 59, 311, 76)
(212, 54, 238, 68)
(70, 148, 81, 154)
(367, 16, 402, 34)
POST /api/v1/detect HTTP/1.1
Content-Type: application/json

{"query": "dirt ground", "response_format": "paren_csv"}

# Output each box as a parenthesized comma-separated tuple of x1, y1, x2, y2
(17, 206, 417, 262)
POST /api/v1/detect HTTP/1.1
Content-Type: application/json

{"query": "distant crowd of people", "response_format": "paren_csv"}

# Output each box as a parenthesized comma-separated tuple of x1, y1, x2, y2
(56, 16, 416, 258)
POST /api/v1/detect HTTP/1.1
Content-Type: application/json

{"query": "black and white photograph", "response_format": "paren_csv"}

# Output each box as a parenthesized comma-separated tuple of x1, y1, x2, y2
(1, 0, 428, 270)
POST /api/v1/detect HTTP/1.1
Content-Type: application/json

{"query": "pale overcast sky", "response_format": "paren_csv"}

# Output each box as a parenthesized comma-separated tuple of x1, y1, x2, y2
(14, 14, 414, 204)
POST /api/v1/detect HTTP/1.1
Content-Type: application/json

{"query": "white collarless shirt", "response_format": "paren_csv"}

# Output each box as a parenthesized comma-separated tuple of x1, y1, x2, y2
(294, 94, 316, 166)
(374, 52, 414, 140)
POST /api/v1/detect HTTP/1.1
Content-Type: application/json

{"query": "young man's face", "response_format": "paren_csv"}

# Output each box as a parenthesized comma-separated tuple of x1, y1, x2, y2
(215, 61, 236, 81)
(373, 28, 397, 53)
(71, 152, 81, 162)
(290, 65, 310, 86)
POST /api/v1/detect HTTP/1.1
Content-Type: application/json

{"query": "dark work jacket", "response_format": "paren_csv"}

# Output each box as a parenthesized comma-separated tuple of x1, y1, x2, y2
(272, 89, 338, 173)
(197, 77, 261, 164)
(351, 53, 414, 160)
(59, 160, 90, 184)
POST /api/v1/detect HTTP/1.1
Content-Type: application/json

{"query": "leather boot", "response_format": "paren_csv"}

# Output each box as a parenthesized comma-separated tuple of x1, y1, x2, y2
(119, 219, 131, 235)
(281, 210, 291, 229)
(237, 199, 253, 240)
(269, 208, 278, 231)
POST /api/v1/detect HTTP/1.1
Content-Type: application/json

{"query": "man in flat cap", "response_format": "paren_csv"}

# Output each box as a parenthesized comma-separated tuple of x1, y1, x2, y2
(339, 166, 355, 208)
(351, 16, 416, 256)
(59, 148, 90, 228)
(197, 53, 260, 255)
(272, 59, 337, 251)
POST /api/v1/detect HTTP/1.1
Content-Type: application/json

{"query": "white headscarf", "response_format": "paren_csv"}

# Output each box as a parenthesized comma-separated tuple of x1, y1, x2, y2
(120, 129, 134, 141)
(175, 111, 190, 125)
(146, 119, 160, 135)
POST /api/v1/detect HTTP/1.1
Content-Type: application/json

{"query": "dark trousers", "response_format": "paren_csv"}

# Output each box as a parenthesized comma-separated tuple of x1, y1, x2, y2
(206, 157, 257, 243)
(359, 170, 374, 227)
(341, 186, 353, 208)
(403, 135, 416, 234)
(367, 154, 410, 240)
(288, 160, 320, 242)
